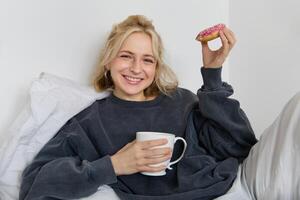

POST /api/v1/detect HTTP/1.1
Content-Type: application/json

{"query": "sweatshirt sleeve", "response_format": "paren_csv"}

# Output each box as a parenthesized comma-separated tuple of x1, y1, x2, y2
(19, 118, 118, 200)
(193, 67, 258, 162)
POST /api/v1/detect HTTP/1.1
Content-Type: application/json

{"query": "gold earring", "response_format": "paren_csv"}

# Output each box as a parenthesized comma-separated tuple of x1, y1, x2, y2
(104, 70, 109, 79)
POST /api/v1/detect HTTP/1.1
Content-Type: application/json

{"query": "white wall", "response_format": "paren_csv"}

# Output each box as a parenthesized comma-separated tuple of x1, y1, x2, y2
(0, 1, 229, 139)
(229, 0, 300, 137)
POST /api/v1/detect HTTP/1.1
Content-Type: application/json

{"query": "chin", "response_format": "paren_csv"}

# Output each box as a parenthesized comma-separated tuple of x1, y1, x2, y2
(118, 83, 152, 99)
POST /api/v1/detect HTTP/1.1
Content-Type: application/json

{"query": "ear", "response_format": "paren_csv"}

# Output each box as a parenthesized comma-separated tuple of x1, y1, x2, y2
(105, 65, 110, 71)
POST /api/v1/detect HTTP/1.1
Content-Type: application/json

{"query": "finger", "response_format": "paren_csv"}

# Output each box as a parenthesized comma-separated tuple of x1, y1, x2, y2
(144, 154, 172, 165)
(227, 29, 237, 43)
(224, 27, 236, 38)
(201, 41, 211, 54)
(201, 40, 208, 47)
(144, 147, 172, 158)
(117, 141, 134, 153)
(222, 28, 236, 48)
(139, 139, 168, 149)
(138, 164, 167, 173)
(219, 30, 230, 55)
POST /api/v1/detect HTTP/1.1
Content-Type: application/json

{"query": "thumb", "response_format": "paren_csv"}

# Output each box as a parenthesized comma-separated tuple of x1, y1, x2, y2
(118, 141, 134, 153)
(201, 41, 211, 54)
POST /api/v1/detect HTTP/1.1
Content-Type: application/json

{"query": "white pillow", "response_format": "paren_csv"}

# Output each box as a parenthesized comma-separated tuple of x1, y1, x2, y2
(0, 72, 110, 200)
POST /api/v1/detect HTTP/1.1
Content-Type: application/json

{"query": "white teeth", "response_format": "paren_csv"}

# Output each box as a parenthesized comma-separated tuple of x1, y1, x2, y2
(124, 75, 142, 82)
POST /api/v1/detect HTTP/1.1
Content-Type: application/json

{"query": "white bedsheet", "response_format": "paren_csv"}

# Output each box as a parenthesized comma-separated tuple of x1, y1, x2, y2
(0, 72, 114, 200)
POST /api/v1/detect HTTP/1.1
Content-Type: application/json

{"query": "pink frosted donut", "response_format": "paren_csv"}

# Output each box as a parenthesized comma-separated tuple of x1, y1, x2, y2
(196, 23, 225, 42)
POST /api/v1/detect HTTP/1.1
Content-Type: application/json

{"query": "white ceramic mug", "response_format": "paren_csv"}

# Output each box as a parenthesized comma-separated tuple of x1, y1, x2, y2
(136, 131, 187, 176)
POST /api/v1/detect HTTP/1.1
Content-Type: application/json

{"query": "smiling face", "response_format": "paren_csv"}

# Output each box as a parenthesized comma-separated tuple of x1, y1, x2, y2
(107, 32, 157, 101)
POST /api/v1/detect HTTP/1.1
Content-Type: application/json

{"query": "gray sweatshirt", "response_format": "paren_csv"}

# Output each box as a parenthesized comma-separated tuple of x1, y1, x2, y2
(19, 67, 257, 200)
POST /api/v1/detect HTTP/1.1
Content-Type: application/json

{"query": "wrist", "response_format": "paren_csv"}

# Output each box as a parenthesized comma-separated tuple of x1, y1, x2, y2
(110, 155, 121, 176)
(203, 65, 222, 69)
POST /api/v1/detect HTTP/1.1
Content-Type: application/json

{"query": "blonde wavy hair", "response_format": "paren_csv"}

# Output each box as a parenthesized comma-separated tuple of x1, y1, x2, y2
(93, 15, 178, 97)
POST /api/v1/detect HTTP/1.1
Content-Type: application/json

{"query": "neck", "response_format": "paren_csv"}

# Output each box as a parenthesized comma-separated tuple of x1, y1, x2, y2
(113, 91, 146, 102)
(113, 91, 157, 102)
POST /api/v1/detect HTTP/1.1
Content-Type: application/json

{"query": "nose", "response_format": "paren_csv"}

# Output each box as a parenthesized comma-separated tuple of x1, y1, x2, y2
(129, 59, 142, 74)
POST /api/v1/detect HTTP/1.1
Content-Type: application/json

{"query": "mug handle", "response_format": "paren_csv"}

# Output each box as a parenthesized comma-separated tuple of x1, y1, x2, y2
(167, 137, 187, 170)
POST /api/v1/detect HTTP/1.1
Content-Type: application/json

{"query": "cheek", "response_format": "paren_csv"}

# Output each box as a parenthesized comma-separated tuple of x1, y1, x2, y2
(145, 66, 156, 79)
(112, 62, 130, 70)
(109, 62, 128, 79)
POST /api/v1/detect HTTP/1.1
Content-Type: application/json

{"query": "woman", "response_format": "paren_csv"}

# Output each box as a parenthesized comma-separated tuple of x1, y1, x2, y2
(19, 15, 300, 200)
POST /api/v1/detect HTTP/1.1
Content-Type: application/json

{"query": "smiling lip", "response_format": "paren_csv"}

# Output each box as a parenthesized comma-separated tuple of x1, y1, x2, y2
(122, 75, 144, 85)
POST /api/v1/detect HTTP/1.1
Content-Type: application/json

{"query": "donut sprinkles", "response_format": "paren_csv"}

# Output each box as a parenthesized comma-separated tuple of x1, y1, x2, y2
(196, 23, 225, 42)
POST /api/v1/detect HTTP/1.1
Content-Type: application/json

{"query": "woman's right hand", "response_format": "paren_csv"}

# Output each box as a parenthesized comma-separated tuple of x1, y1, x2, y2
(110, 139, 172, 176)
(201, 27, 236, 68)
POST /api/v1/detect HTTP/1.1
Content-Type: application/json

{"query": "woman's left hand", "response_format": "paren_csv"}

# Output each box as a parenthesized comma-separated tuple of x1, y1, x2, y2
(201, 27, 236, 68)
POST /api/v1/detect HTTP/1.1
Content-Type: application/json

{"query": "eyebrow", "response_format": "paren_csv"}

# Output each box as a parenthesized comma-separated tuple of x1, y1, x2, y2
(119, 50, 155, 59)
